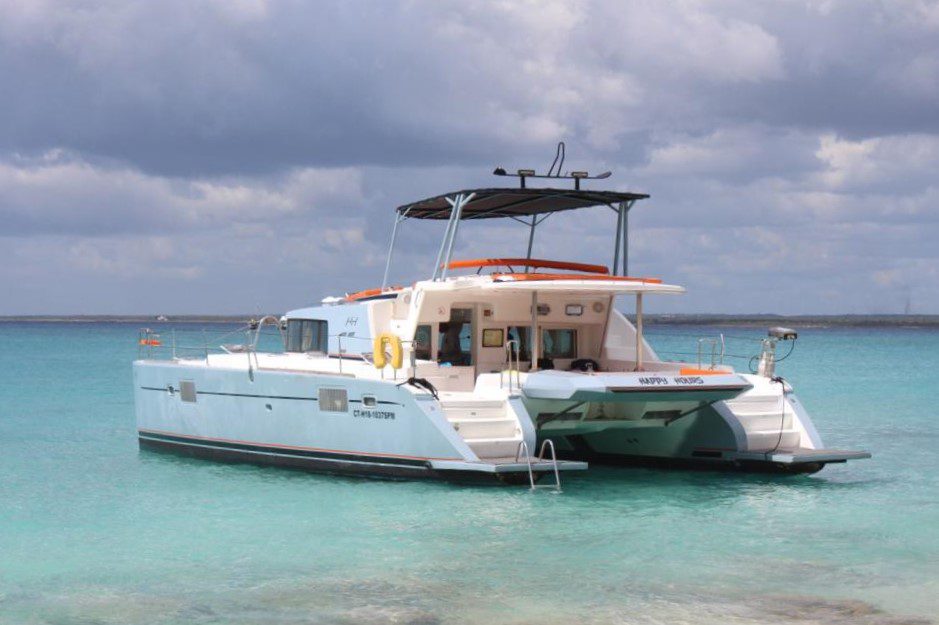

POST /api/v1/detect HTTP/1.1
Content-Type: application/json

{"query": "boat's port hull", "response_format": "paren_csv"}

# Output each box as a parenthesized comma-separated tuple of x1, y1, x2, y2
(138, 430, 570, 485)
(133, 359, 588, 485)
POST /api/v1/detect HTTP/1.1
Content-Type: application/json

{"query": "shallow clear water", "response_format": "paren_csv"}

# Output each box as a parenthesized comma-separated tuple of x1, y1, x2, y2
(1, 322, 936, 624)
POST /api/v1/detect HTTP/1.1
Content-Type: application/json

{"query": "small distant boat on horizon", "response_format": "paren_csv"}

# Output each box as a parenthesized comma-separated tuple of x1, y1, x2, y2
(133, 149, 869, 487)
(156, 315, 168, 322)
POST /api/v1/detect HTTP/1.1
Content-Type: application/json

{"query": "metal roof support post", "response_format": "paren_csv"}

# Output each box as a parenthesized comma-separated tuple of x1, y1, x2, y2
(439, 195, 463, 280)
(432, 197, 461, 280)
(612, 203, 624, 276)
(621, 200, 632, 276)
(381, 209, 408, 289)
(635, 292, 644, 372)
(440, 192, 475, 281)
(530, 290, 539, 372)
(525, 216, 537, 272)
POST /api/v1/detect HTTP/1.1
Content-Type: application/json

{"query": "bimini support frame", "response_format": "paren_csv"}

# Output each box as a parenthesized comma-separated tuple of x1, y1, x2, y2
(433, 192, 475, 281)
(521, 213, 553, 272)
(531, 290, 540, 371)
(610, 200, 636, 276)
(383, 186, 647, 287)
(381, 207, 411, 289)
(635, 291, 644, 371)
(382, 192, 476, 287)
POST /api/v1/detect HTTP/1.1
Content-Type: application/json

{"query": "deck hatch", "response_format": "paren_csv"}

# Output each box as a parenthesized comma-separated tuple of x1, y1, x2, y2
(319, 388, 348, 412)
(179, 380, 196, 403)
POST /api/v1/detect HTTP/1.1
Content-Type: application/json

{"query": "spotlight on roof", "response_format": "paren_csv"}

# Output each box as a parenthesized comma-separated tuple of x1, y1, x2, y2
(491, 143, 616, 189)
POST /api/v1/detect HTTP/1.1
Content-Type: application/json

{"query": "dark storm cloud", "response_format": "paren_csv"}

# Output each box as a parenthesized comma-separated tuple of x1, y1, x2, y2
(9, 1, 937, 176)
(0, 1, 550, 176)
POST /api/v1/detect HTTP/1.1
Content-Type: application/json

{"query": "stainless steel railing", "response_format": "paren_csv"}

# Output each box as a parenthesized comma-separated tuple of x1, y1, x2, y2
(696, 335, 725, 370)
(501, 339, 521, 392)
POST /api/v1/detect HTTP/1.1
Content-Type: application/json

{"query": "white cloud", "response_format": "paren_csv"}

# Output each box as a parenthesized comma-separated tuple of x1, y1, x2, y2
(0, 151, 364, 236)
(815, 133, 939, 194)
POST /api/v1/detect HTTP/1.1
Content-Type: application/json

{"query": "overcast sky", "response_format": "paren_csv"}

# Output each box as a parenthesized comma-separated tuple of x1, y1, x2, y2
(2, 0, 938, 315)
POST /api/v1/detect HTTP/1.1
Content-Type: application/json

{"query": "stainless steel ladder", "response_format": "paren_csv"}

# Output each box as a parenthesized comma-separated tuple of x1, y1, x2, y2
(515, 439, 562, 492)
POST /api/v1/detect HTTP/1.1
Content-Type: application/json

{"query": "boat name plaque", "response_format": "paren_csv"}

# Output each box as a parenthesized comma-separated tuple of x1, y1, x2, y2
(638, 376, 706, 386)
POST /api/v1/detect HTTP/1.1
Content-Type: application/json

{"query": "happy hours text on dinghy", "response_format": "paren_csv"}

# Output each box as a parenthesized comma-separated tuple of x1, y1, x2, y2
(133, 154, 870, 486)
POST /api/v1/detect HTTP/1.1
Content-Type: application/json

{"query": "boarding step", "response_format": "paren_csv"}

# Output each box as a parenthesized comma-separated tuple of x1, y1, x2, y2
(440, 397, 521, 451)
(734, 411, 795, 431)
(464, 436, 524, 459)
(452, 419, 521, 440)
(439, 398, 506, 410)
(726, 393, 783, 404)
(733, 447, 871, 464)
(745, 429, 802, 451)
(440, 399, 508, 421)
(445, 408, 509, 421)
(427, 456, 588, 479)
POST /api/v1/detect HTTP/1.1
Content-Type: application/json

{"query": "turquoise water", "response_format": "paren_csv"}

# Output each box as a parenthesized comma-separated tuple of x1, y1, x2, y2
(1, 322, 936, 624)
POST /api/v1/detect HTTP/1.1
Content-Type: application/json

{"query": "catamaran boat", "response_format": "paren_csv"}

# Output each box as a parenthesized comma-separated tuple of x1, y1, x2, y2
(133, 164, 870, 486)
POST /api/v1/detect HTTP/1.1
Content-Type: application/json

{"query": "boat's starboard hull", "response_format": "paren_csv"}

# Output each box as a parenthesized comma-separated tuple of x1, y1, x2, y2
(522, 370, 752, 404)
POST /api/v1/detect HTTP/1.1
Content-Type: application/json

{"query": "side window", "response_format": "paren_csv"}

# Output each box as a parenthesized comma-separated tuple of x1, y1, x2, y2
(543, 329, 577, 359)
(286, 319, 328, 353)
(414, 324, 432, 360)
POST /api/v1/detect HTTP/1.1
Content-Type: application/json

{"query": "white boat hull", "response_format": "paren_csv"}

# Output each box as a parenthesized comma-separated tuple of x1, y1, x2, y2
(134, 359, 586, 484)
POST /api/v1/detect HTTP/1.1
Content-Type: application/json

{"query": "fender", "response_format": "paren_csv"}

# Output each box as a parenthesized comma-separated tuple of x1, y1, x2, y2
(373, 333, 404, 370)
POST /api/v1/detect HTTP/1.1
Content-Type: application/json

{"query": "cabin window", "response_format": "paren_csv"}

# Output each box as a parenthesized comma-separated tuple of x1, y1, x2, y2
(413, 324, 433, 360)
(286, 319, 328, 353)
(542, 329, 577, 359)
(438, 308, 473, 366)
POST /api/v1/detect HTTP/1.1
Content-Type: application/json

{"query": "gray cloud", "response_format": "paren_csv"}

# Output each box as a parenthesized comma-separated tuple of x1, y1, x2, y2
(1, 0, 937, 315)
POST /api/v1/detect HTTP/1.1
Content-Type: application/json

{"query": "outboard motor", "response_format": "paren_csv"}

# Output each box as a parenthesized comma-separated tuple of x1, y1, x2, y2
(757, 327, 798, 378)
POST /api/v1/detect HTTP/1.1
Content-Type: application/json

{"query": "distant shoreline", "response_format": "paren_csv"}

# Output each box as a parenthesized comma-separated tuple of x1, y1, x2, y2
(3, 314, 939, 327)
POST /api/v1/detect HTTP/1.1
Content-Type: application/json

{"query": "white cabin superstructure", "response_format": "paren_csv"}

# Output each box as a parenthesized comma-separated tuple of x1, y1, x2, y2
(133, 169, 869, 485)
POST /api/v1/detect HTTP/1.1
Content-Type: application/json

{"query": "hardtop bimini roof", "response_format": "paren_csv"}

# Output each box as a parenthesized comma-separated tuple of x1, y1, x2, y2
(396, 187, 649, 220)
